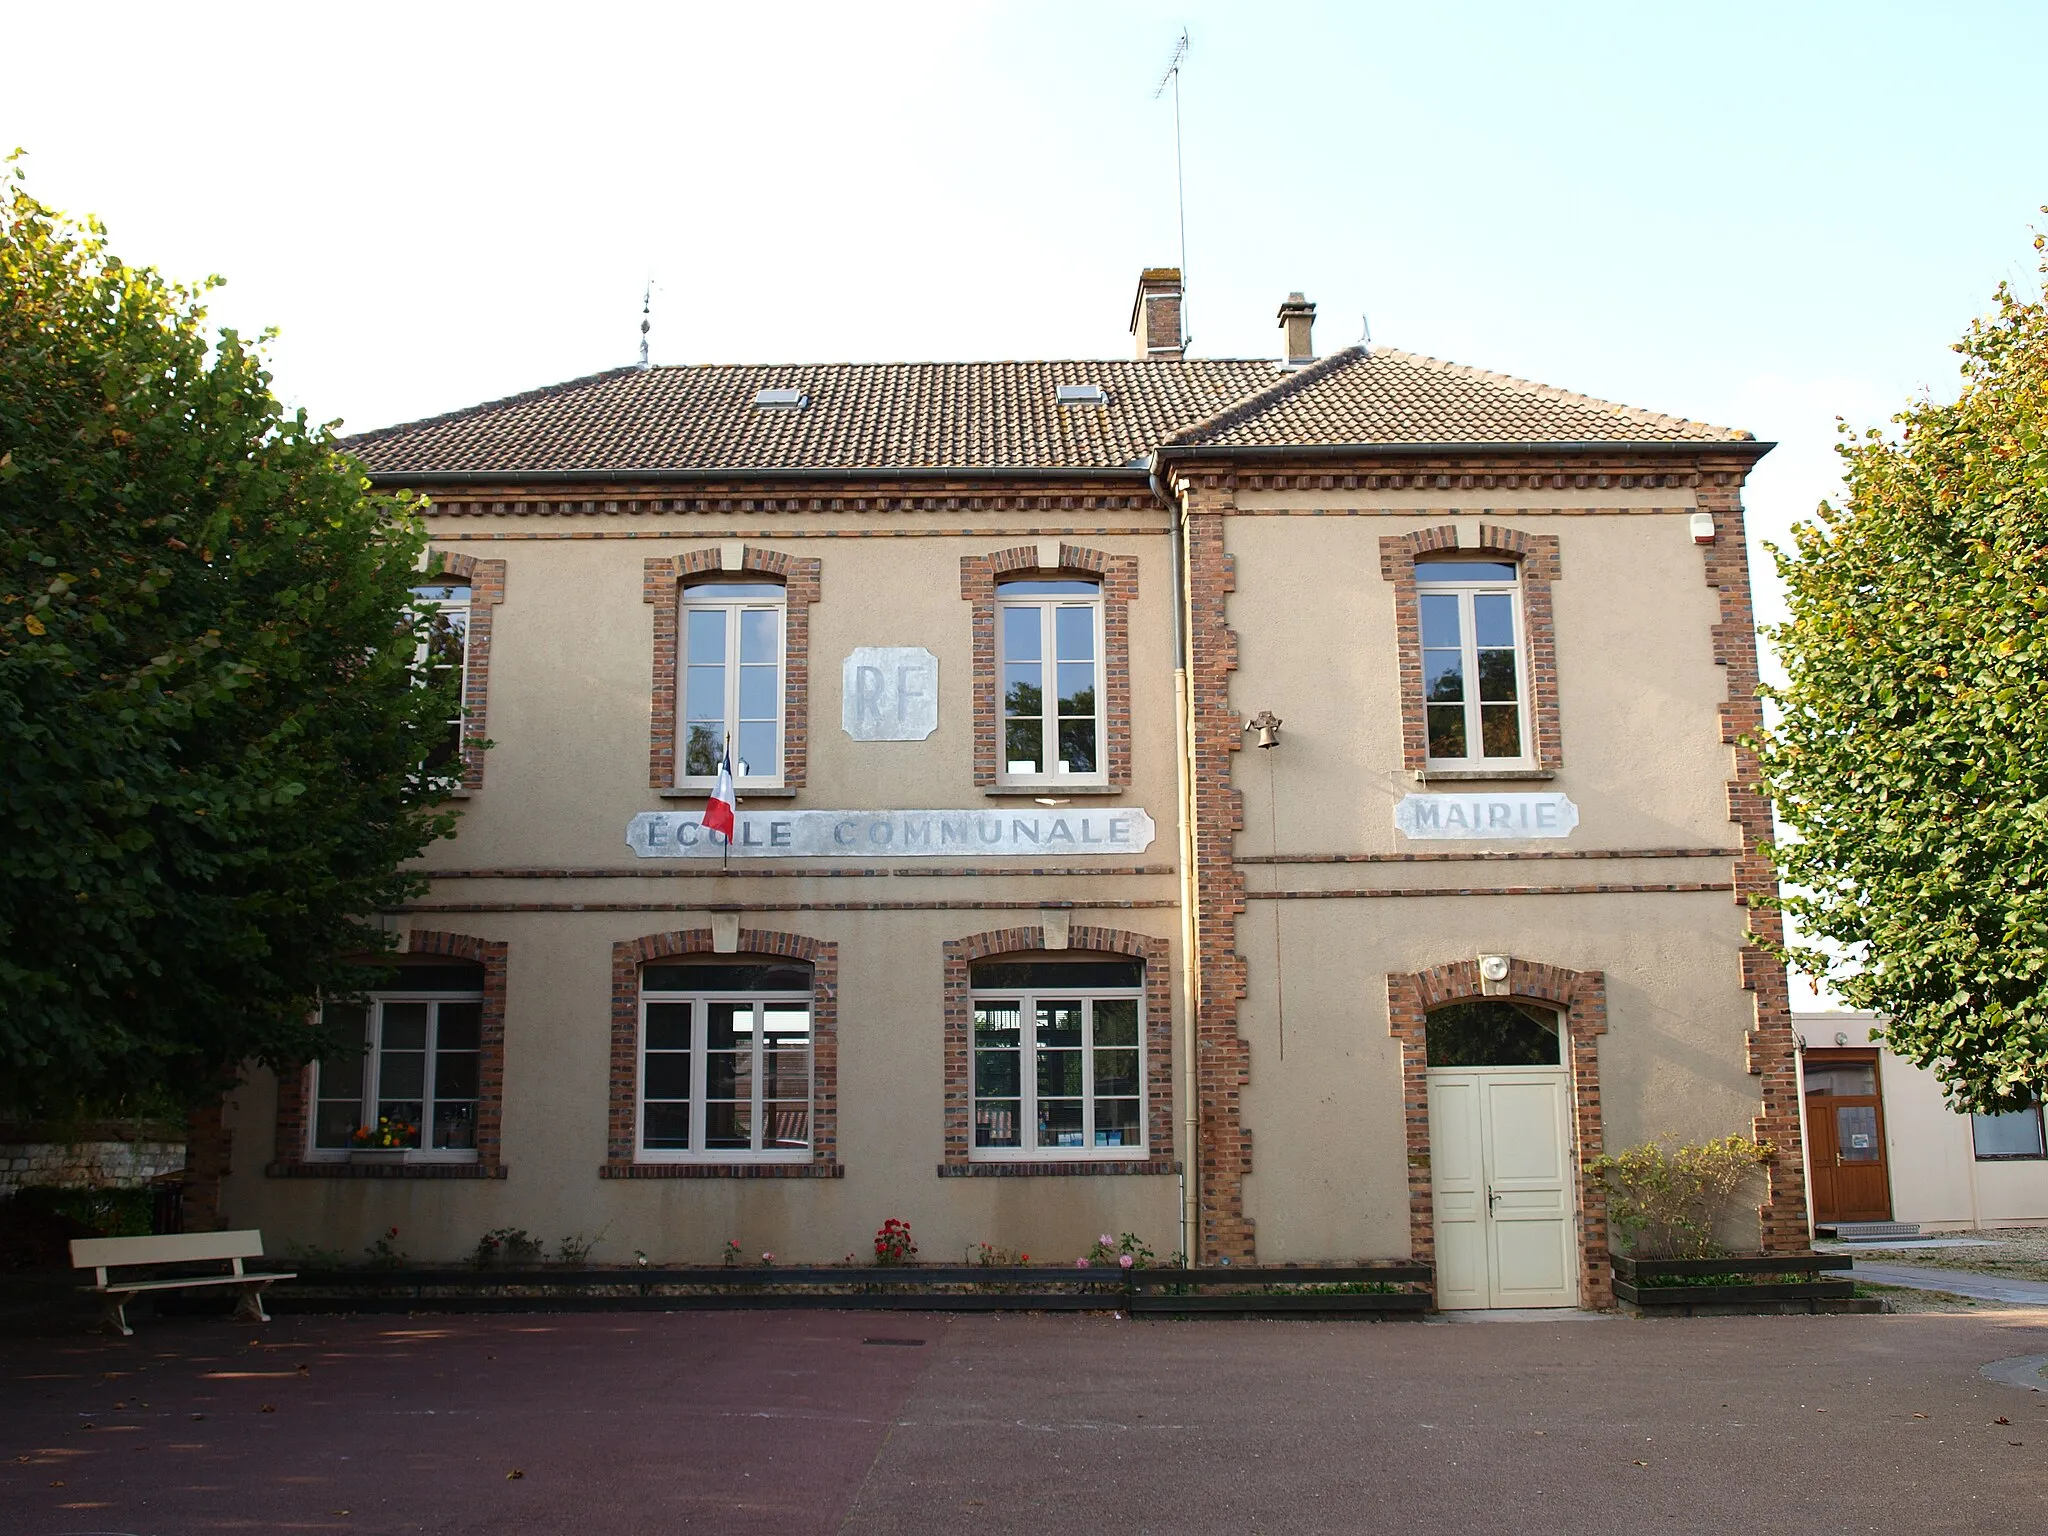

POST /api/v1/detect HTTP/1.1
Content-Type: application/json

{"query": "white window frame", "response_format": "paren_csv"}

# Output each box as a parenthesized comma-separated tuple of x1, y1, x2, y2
(408, 582, 471, 785)
(968, 980, 1146, 1162)
(1416, 560, 1532, 769)
(996, 580, 1107, 787)
(308, 989, 485, 1165)
(635, 986, 814, 1164)
(677, 581, 787, 791)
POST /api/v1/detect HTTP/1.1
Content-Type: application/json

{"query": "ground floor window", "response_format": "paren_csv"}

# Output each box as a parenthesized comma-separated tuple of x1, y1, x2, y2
(1973, 1103, 2046, 1160)
(970, 957, 1144, 1158)
(638, 960, 813, 1161)
(312, 963, 484, 1160)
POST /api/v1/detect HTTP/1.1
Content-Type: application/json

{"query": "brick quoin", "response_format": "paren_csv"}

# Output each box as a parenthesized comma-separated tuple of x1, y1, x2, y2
(645, 545, 822, 790)
(1386, 957, 1612, 1309)
(268, 930, 511, 1180)
(938, 925, 1175, 1177)
(1179, 476, 1256, 1263)
(1378, 523, 1562, 773)
(1699, 467, 1810, 1250)
(960, 543, 1137, 789)
(428, 549, 506, 791)
(603, 928, 841, 1178)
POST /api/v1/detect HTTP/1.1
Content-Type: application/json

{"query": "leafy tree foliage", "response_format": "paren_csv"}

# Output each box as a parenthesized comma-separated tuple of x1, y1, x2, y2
(0, 164, 459, 1114)
(1758, 226, 2048, 1112)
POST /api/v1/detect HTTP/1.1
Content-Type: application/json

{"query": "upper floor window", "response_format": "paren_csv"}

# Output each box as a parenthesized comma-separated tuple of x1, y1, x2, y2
(637, 960, 814, 1162)
(1417, 560, 1528, 766)
(409, 583, 471, 782)
(970, 957, 1144, 1158)
(311, 963, 484, 1162)
(681, 581, 785, 787)
(998, 579, 1104, 785)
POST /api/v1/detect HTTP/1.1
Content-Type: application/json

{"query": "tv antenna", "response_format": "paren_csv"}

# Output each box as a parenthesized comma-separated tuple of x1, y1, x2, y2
(1152, 27, 1192, 352)
(638, 280, 654, 370)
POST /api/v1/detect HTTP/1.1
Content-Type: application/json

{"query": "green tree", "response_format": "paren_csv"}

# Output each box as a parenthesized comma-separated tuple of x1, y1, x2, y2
(1758, 222, 2048, 1113)
(0, 162, 460, 1117)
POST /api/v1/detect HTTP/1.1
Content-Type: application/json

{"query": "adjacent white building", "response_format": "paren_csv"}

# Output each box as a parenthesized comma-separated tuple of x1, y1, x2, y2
(1795, 1010, 2048, 1232)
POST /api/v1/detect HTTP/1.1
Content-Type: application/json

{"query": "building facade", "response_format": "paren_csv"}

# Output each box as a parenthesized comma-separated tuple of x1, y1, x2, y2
(1795, 1010, 2048, 1233)
(210, 274, 1806, 1307)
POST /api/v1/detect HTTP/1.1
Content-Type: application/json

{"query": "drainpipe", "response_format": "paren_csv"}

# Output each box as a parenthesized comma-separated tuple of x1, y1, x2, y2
(1156, 452, 1202, 1268)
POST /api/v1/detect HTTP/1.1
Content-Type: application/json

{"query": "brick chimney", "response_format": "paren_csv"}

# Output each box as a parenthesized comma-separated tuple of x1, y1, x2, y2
(1130, 268, 1184, 361)
(1278, 292, 1316, 366)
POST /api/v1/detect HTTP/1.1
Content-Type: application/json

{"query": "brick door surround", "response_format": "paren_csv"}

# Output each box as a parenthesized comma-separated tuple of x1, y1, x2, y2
(1385, 956, 1612, 1309)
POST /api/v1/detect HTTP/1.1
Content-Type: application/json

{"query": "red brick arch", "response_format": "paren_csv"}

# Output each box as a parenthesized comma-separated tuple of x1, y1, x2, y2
(1378, 523, 1562, 773)
(425, 549, 506, 790)
(603, 928, 840, 1177)
(940, 924, 1175, 1176)
(960, 543, 1138, 788)
(268, 928, 509, 1179)
(1386, 956, 1610, 1307)
(644, 545, 823, 790)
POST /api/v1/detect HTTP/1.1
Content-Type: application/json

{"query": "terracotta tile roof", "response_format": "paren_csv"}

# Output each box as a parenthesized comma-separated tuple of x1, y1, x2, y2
(1165, 347, 1754, 450)
(344, 361, 1279, 477)
(342, 348, 1754, 479)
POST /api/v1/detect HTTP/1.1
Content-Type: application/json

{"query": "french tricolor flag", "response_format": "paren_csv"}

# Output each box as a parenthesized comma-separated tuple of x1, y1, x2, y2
(702, 741, 737, 842)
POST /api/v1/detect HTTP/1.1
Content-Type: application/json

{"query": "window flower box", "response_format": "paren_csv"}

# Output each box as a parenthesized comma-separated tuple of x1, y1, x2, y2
(349, 1148, 411, 1167)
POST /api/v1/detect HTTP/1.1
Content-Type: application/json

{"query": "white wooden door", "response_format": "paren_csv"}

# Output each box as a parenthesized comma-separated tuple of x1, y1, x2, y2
(1427, 1068, 1576, 1308)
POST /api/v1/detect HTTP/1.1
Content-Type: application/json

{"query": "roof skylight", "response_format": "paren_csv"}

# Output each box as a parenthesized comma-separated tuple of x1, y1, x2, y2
(1056, 384, 1108, 406)
(753, 387, 807, 409)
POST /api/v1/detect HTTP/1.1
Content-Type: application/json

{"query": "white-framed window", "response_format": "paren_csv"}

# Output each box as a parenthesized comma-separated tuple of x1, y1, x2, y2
(1417, 559, 1529, 766)
(1972, 1103, 2046, 1160)
(998, 578, 1105, 785)
(311, 965, 484, 1161)
(970, 957, 1144, 1159)
(637, 960, 813, 1162)
(409, 582, 471, 780)
(680, 580, 785, 788)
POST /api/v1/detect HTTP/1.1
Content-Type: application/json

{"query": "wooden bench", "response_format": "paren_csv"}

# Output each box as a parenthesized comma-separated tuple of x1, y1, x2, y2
(71, 1230, 295, 1337)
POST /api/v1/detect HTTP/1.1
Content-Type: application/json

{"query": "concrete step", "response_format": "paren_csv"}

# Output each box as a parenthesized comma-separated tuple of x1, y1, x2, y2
(1817, 1221, 1922, 1242)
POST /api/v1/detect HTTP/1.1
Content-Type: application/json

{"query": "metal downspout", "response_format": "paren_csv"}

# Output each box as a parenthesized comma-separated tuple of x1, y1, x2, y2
(1156, 453, 1202, 1267)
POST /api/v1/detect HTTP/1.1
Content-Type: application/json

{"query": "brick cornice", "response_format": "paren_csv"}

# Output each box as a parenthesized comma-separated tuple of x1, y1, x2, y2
(409, 479, 1160, 519)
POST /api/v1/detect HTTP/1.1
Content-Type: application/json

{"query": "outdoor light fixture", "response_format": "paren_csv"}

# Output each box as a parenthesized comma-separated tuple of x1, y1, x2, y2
(1244, 710, 1282, 749)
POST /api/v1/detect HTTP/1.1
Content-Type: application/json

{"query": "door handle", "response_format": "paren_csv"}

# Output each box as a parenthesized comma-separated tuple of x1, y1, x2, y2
(1487, 1186, 1500, 1208)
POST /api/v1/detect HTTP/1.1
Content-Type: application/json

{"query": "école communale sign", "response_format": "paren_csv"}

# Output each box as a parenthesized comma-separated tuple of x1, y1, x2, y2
(627, 807, 1158, 859)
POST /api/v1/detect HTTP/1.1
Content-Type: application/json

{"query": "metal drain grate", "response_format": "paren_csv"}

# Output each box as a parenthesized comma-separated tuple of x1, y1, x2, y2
(862, 1336, 927, 1347)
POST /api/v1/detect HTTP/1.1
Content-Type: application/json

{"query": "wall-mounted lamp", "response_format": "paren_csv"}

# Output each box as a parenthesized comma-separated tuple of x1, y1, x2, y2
(1244, 710, 1283, 750)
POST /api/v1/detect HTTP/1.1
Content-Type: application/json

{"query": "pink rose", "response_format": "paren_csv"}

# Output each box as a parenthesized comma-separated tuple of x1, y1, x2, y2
(1119, 1254, 1134, 1269)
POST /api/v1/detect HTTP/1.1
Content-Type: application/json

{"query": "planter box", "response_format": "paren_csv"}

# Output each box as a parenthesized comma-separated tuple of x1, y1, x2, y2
(348, 1149, 411, 1167)
(1611, 1252, 1879, 1316)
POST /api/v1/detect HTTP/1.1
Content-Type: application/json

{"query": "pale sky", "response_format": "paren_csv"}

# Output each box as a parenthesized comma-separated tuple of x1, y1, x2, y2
(8, 0, 2045, 646)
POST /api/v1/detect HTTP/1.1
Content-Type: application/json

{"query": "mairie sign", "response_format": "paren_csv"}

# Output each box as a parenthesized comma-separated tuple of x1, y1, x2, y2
(627, 807, 1158, 859)
(1394, 792, 1579, 841)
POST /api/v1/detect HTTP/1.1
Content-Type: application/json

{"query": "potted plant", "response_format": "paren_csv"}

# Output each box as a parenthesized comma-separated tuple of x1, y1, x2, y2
(1595, 1134, 1869, 1314)
(348, 1117, 417, 1165)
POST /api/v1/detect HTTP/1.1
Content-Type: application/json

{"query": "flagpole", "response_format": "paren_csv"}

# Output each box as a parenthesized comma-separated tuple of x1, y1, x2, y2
(723, 734, 733, 873)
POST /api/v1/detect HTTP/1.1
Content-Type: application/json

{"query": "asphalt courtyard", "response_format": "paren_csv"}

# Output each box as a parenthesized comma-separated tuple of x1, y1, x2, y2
(5, 1306, 2048, 1535)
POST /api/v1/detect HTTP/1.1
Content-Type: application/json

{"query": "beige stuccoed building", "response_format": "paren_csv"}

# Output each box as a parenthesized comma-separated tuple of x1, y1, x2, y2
(212, 273, 1808, 1307)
